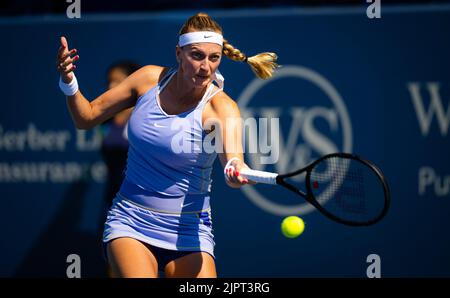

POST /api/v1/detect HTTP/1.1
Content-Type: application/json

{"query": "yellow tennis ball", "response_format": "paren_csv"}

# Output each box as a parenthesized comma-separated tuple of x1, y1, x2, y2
(281, 216, 305, 238)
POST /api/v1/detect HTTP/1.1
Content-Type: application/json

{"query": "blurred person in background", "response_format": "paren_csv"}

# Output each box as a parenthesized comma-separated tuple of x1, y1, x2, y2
(100, 61, 140, 209)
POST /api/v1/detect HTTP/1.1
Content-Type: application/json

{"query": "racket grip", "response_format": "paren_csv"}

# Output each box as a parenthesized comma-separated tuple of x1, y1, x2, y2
(240, 168, 278, 185)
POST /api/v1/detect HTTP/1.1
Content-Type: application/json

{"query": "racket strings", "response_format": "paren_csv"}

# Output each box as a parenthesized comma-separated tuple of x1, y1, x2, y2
(309, 156, 385, 223)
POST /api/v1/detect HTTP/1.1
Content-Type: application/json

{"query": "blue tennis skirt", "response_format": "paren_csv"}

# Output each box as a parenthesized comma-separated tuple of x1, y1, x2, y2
(102, 193, 216, 261)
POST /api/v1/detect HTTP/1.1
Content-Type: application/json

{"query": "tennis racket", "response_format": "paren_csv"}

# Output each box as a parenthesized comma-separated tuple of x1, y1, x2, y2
(240, 152, 390, 226)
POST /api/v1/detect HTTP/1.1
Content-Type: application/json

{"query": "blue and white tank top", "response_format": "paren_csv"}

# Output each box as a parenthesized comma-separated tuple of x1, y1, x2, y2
(119, 67, 224, 210)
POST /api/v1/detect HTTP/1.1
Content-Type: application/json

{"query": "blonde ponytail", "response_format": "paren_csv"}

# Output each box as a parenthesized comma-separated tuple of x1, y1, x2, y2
(223, 39, 279, 79)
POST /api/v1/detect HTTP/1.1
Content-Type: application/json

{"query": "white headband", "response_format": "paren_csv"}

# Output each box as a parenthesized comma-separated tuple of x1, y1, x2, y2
(178, 31, 223, 47)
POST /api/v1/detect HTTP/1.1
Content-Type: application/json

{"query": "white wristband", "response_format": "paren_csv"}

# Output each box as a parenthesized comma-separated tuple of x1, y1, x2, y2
(59, 74, 79, 96)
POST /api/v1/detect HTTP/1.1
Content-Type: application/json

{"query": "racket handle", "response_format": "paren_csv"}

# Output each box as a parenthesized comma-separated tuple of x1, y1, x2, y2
(240, 168, 278, 185)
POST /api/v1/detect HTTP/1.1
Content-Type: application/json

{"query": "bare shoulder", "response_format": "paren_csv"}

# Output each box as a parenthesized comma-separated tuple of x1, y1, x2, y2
(206, 90, 240, 118)
(202, 90, 240, 132)
(132, 65, 170, 96)
(137, 65, 169, 81)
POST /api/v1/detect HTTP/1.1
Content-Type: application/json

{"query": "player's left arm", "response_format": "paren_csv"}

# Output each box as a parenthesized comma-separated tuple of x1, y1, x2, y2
(205, 92, 255, 188)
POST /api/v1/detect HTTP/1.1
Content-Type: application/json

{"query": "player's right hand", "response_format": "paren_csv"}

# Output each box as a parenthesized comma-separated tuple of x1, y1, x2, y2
(224, 159, 257, 189)
(56, 36, 79, 83)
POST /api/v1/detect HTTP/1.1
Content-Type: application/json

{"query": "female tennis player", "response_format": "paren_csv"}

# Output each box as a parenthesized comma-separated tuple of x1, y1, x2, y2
(56, 12, 278, 278)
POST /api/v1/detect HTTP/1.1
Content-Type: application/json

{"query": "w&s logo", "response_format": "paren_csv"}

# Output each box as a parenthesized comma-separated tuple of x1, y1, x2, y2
(237, 65, 353, 216)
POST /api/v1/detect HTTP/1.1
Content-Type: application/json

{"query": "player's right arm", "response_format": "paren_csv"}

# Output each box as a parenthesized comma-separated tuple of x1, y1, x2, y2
(56, 36, 162, 130)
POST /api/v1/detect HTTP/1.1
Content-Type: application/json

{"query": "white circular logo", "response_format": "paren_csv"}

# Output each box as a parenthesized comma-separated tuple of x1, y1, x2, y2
(237, 65, 353, 216)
